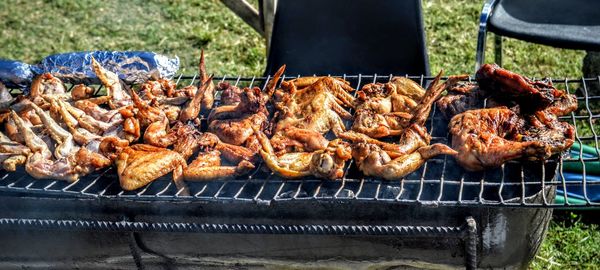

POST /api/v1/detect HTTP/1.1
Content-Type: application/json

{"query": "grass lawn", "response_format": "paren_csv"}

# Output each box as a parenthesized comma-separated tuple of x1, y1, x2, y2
(0, 0, 598, 268)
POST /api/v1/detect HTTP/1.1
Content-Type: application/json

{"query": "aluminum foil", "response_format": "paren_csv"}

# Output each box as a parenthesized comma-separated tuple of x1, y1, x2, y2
(0, 59, 34, 88)
(33, 51, 179, 84)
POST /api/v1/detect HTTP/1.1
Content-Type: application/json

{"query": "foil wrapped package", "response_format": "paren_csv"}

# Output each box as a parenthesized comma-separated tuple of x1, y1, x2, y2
(33, 51, 179, 85)
(0, 60, 34, 88)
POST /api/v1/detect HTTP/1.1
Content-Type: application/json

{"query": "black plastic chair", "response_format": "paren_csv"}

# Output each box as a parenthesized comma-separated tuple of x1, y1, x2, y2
(264, 0, 429, 76)
(476, 0, 600, 70)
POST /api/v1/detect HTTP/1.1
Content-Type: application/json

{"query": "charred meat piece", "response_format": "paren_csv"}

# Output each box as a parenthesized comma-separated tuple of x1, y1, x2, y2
(218, 82, 242, 106)
(438, 68, 577, 118)
(476, 64, 567, 112)
(436, 80, 488, 119)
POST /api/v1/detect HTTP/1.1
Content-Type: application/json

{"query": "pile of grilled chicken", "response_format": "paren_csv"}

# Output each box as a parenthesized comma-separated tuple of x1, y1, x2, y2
(0, 56, 578, 193)
(438, 64, 577, 171)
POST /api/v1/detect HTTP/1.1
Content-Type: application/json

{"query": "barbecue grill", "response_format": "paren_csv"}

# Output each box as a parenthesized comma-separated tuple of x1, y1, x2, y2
(0, 74, 598, 269)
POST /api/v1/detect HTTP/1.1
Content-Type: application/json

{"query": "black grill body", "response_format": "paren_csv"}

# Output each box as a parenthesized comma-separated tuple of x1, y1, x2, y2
(0, 193, 551, 269)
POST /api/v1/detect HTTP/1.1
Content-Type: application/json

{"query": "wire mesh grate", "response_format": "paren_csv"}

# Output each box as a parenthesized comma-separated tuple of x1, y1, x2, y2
(0, 75, 598, 208)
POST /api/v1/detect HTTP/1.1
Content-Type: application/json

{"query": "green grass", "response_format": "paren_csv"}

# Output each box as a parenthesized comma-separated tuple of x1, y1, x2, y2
(0, 0, 598, 269)
(532, 213, 600, 270)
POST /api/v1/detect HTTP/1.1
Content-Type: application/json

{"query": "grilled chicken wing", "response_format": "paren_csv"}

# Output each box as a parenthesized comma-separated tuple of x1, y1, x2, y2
(208, 83, 273, 148)
(179, 51, 214, 122)
(199, 50, 215, 111)
(269, 127, 329, 155)
(256, 128, 351, 179)
(0, 131, 29, 171)
(138, 78, 176, 100)
(116, 144, 187, 191)
(91, 57, 132, 109)
(342, 71, 458, 179)
(197, 132, 257, 163)
(170, 122, 202, 160)
(273, 76, 354, 136)
(437, 70, 577, 119)
(182, 150, 254, 181)
(352, 142, 456, 179)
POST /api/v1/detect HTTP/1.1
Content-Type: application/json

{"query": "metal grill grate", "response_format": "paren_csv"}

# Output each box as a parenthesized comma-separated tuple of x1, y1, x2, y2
(0, 74, 598, 208)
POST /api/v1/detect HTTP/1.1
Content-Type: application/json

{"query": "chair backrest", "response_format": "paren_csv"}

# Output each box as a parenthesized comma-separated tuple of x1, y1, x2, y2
(264, 0, 429, 76)
(488, 0, 600, 50)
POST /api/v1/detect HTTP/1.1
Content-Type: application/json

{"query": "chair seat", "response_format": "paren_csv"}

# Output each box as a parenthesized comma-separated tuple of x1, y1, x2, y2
(489, 0, 600, 51)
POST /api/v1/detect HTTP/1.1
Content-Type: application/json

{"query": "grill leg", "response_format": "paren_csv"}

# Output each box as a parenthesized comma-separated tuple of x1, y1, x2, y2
(465, 216, 478, 270)
(128, 232, 145, 270)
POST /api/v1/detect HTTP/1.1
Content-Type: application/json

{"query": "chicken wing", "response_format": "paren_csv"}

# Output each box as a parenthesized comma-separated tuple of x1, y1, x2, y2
(352, 142, 457, 180)
(91, 57, 132, 109)
(255, 128, 351, 180)
(116, 144, 187, 191)
(183, 150, 254, 181)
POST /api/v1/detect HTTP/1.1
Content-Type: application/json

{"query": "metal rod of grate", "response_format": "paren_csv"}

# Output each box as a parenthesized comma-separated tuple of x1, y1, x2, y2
(0, 75, 598, 208)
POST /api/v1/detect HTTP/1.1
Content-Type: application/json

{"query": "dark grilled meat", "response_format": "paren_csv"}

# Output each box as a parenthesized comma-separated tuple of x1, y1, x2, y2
(476, 64, 566, 112)
(218, 82, 242, 106)
(438, 65, 578, 119)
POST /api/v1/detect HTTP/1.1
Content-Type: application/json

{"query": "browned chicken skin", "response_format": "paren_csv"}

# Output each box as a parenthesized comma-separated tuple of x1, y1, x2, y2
(179, 50, 214, 122)
(437, 70, 577, 119)
(255, 127, 351, 179)
(71, 84, 95, 101)
(183, 150, 254, 181)
(449, 107, 574, 171)
(218, 82, 242, 106)
(343, 71, 458, 179)
(116, 144, 187, 191)
(207, 69, 283, 150)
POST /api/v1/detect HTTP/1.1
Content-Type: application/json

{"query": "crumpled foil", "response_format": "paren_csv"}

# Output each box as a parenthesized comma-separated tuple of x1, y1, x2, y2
(0, 59, 34, 88)
(33, 51, 180, 85)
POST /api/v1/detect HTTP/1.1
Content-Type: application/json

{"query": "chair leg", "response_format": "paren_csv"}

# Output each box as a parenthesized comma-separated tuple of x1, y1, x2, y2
(494, 34, 503, 67)
(475, 0, 498, 72)
(475, 23, 488, 72)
